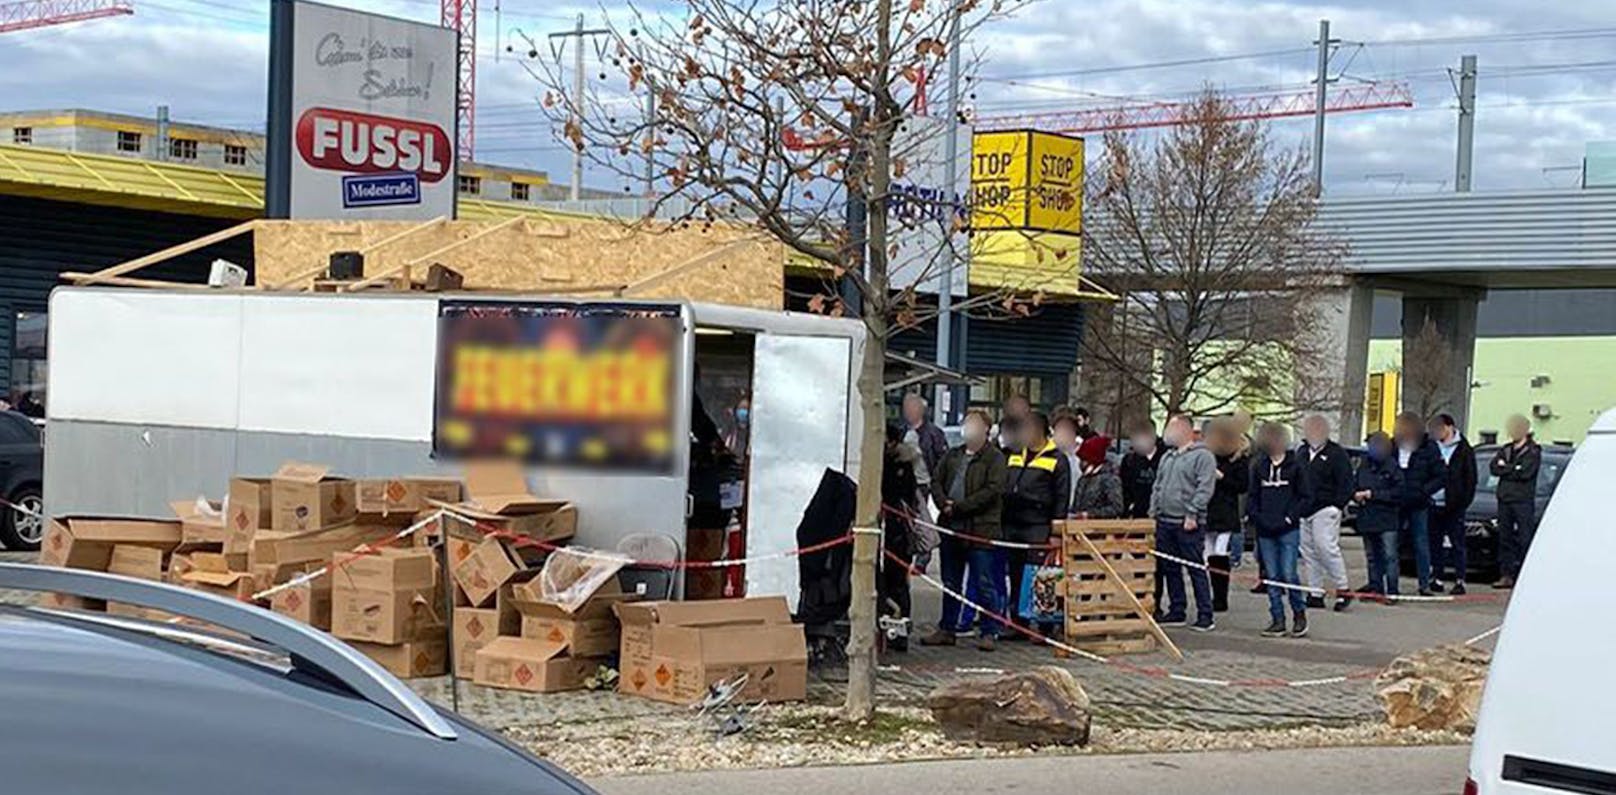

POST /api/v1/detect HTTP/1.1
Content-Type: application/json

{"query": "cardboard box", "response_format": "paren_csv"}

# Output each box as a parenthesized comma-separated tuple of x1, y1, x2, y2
(332, 584, 444, 644)
(473, 637, 600, 693)
(350, 638, 448, 679)
(171, 499, 228, 547)
(107, 544, 166, 581)
(180, 552, 257, 601)
(39, 521, 113, 571)
(270, 462, 357, 532)
(48, 516, 182, 550)
(356, 477, 462, 518)
(510, 570, 635, 657)
(437, 461, 577, 544)
(250, 522, 397, 570)
(41, 593, 105, 612)
(270, 580, 333, 630)
(328, 547, 437, 592)
(452, 588, 520, 678)
(615, 597, 805, 704)
(227, 477, 273, 536)
(451, 537, 527, 607)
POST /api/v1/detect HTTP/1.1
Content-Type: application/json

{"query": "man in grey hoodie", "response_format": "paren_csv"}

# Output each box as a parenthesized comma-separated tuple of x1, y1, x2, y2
(1150, 414, 1220, 631)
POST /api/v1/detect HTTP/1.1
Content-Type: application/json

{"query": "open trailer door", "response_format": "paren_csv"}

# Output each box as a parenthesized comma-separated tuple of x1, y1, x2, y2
(744, 333, 853, 608)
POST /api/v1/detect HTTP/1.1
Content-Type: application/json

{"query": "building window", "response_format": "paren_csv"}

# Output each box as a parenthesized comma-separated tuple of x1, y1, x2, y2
(510, 181, 531, 202)
(9, 311, 47, 417)
(117, 130, 142, 154)
(458, 175, 481, 196)
(224, 144, 248, 166)
(12, 127, 31, 145)
(169, 137, 198, 160)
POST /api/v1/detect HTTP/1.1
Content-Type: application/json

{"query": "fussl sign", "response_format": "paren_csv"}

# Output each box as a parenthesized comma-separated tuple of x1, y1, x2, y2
(267, 0, 458, 219)
(970, 130, 1084, 234)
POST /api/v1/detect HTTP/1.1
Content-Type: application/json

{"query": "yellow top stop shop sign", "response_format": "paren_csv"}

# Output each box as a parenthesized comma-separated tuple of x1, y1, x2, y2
(970, 129, 1085, 235)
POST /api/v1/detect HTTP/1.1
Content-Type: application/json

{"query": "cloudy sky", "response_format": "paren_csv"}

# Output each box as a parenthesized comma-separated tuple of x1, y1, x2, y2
(4, 0, 1615, 195)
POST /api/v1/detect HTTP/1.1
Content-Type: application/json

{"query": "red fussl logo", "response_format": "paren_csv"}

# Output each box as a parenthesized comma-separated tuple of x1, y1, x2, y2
(295, 107, 450, 182)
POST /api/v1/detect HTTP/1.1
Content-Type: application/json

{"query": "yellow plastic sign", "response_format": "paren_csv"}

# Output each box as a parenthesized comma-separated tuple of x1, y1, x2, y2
(970, 130, 1084, 234)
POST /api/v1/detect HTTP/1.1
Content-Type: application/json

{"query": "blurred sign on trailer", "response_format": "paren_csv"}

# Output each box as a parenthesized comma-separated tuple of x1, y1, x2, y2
(266, 0, 458, 219)
(433, 301, 682, 471)
(970, 129, 1084, 234)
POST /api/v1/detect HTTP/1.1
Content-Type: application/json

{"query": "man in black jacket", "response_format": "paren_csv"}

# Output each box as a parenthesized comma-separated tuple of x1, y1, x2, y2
(1002, 411, 1070, 636)
(1394, 412, 1449, 596)
(1490, 414, 1542, 590)
(1297, 415, 1355, 612)
(1427, 413, 1478, 595)
(1121, 423, 1168, 519)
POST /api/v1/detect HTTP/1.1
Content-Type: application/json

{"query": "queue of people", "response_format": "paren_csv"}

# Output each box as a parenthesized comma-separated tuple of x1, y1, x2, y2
(896, 396, 1547, 649)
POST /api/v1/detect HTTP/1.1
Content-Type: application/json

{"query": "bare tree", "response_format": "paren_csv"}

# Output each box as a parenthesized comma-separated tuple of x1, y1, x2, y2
(1080, 91, 1344, 421)
(524, 0, 1034, 719)
(1402, 313, 1452, 419)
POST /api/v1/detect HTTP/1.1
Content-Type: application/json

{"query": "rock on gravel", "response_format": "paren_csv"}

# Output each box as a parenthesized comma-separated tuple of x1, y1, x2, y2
(927, 666, 1091, 746)
(1375, 644, 1490, 733)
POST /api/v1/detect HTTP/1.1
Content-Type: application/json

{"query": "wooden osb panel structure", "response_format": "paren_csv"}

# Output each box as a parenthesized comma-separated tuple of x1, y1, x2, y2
(1059, 519, 1161, 656)
(251, 217, 785, 309)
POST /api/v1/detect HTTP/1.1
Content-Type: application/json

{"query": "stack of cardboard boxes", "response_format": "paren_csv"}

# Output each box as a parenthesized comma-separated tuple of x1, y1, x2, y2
(40, 516, 184, 613)
(471, 552, 635, 693)
(616, 596, 807, 705)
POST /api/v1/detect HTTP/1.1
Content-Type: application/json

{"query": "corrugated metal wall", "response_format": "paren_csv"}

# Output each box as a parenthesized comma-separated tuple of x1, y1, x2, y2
(1319, 188, 1616, 272)
(889, 302, 1083, 376)
(0, 194, 254, 314)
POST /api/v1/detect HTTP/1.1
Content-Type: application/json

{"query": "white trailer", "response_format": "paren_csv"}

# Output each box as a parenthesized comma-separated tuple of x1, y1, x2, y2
(44, 287, 867, 603)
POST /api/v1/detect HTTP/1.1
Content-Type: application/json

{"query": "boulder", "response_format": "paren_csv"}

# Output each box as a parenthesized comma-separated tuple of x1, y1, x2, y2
(926, 666, 1091, 746)
(1375, 644, 1491, 733)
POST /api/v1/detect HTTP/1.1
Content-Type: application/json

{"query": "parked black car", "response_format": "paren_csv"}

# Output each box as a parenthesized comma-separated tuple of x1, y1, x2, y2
(0, 563, 596, 795)
(0, 411, 43, 550)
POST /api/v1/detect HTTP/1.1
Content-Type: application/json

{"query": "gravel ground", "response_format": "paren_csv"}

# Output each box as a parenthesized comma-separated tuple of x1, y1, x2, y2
(502, 703, 1467, 778)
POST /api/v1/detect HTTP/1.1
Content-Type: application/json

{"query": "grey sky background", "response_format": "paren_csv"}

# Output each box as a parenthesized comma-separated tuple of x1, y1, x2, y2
(3, 0, 1614, 195)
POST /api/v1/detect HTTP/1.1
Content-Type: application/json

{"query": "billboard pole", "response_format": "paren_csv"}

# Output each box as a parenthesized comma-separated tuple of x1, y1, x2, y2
(933, 1, 963, 425)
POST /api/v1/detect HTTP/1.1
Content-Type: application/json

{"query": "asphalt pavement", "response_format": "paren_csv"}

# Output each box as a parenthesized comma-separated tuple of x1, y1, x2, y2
(591, 745, 1471, 795)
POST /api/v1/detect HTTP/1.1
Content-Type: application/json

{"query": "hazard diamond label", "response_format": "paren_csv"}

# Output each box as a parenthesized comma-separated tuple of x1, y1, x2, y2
(514, 664, 533, 685)
(283, 591, 302, 611)
(331, 492, 349, 513)
(414, 652, 430, 671)
(654, 664, 672, 687)
(466, 616, 484, 637)
(386, 480, 408, 503)
(234, 510, 250, 530)
(49, 533, 62, 550)
(631, 669, 648, 690)
(546, 626, 565, 643)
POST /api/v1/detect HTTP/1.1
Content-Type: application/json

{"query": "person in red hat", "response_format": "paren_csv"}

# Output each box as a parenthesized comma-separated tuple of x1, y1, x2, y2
(1062, 420, 1124, 520)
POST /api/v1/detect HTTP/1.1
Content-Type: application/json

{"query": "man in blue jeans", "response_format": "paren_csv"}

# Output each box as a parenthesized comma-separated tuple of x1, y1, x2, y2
(922, 410, 1009, 651)
(1394, 412, 1449, 596)
(1149, 414, 1219, 632)
(1248, 423, 1313, 637)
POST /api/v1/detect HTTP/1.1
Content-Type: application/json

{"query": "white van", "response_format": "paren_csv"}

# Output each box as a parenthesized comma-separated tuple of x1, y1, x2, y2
(1467, 408, 1615, 794)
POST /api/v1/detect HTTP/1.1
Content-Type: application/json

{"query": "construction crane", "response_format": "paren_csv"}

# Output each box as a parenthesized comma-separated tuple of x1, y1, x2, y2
(973, 81, 1413, 134)
(0, 0, 131, 33)
(440, 0, 476, 160)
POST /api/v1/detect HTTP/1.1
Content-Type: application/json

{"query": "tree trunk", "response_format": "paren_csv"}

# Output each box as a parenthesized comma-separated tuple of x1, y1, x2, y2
(845, 301, 888, 721)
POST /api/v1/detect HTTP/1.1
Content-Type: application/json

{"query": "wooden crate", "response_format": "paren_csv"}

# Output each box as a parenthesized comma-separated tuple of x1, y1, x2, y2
(1059, 519, 1158, 656)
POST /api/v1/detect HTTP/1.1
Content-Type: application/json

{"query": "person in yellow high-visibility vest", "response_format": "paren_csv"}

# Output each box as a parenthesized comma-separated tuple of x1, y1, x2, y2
(1001, 410, 1070, 638)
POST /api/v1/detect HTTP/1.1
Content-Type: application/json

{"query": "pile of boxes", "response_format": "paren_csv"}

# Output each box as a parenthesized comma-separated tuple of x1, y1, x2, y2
(35, 458, 807, 703)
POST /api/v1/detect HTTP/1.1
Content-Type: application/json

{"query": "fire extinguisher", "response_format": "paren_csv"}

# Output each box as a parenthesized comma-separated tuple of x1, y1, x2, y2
(721, 512, 745, 597)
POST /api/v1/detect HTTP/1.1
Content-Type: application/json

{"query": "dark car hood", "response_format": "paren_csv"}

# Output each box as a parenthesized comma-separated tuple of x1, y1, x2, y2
(0, 610, 592, 795)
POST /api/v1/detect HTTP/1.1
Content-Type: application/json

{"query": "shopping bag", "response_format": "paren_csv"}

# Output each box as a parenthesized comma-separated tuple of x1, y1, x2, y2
(1017, 563, 1064, 623)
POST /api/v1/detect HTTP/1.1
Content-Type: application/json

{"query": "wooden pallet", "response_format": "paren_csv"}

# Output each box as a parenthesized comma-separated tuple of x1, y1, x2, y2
(1057, 519, 1177, 658)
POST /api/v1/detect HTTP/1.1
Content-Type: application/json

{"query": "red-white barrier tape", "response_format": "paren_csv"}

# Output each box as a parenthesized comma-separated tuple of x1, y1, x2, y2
(250, 510, 445, 602)
(889, 505, 1506, 605)
(0, 496, 42, 519)
(437, 509, 853, 570)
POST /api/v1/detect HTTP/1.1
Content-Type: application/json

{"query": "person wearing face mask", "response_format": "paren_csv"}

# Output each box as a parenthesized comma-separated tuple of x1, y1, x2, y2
(1353, 431, 1405, 599)
(1393, 411, 1449, 596)
(1149, 414, 1219, 632)
(922, 409, 1008, 651)
(1002, 411, 1070, 638)
(1247, 422, 1313, 637)
(1296, 414, 1355, 612)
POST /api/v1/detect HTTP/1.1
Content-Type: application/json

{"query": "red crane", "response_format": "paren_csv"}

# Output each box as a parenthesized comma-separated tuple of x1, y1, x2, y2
(440, 0, 476, 160)
(973, 81, 1414, 134)
(0, 0, 131, 33)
